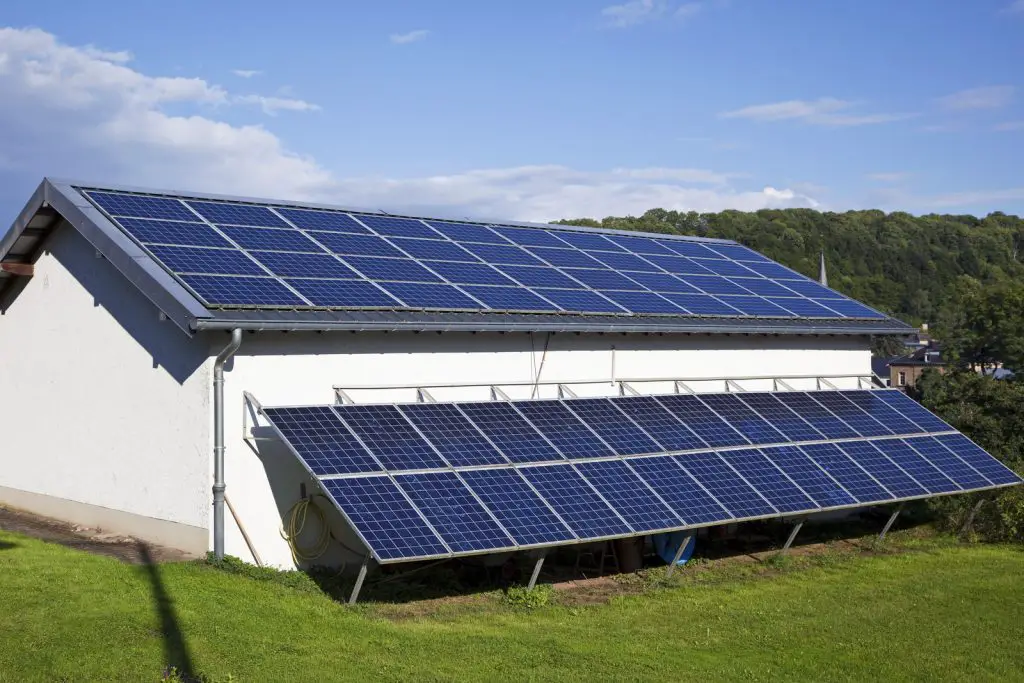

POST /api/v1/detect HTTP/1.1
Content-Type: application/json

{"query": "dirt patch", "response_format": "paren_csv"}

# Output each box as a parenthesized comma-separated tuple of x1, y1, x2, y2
(0, 504, 193, 564)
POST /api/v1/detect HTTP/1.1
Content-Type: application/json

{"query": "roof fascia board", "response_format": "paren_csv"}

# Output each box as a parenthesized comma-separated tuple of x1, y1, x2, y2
(42, 180, 210, 334)
(0, 180, 48, 260)
(50, 177, 736, 245)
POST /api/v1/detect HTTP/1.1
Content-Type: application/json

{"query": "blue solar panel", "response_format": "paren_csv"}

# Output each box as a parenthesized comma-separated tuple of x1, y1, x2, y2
(660, 293, 743, 316)
(694, 258, 760, 278)
(497, 265, 582, 289)
(836, 441, 927, 498)
(219, 226, 322, 252)
(388, 238, 479, 262)
(322, 477, 449, 561)
(286, 278, 400, 307)
(250, 251, 360, 278)
(761, 446, 856, 508)
(575, 460, 681, 532)
(395, 472, 514, 553)
(147, 245, 266, 276)
(777, 279, 841, 299)
(660, 241, 722, 259)
(607, 235, 678, 256)
(115, 217, 232, 248)
(460, 242, 546, 266)
(424, 261, 515, 286)
(733, 279, 802, 298)
(86, 191, 198, 221)
(527, 246, 606, 269)
(309, 232, 406, 258)
(554, 232, 624, 251)
(741, 260, 803, 280)
(698, 394, 788, 445)
(674, 452, 777, 519)
(398, 403, 508, 467)
(521, 465, 632, 538)
(719, 295, 795, 317)
(493, 226, 567, 248)
(772, 298, 842, 318)
(873, 391, 953, 433)
(935, 434, 1023, 486)
(344, 256, 443, 283)
(809, 392, 893, 437)
(460, 285, 559, 312)
(355, 214, 439, 239)
(599, 290, 684, 314)
(262, 406, 382, 475)
(815, 298, 885, 319)
(719, 449, 817, 513)
(562, 268, 647, 291)
(458, 402, 564, 462)
(904, 437, 991, 490)
(275, 208, 371, 233)
(871, 439, 959, 494)
(686, 276, 754, 295)
(563, 398, 662, 456)
(378, 282, 481, 309)
(706, 244, 772, 262)
(534, 289, 626, 314)
(180, 275, 306, 306)
(187, 201, 289, 228)
(624, 272, 701, 294)
(586, 250, 662, 273)
(424, 221, 508, 244)
(656, 395, 750, 448)
(613, 396, 707, 451)
(774, 393, 860, 440)
(335, 405, 449, 470)
(628, 456, 733, 525)
(735, 393, 825, 442)
(645, 255, 717, 276)
(838, 391, 923, 435)
(512, 401, 615, 459)
(459, 469, 575, 546)
(799, 443, 892, 503)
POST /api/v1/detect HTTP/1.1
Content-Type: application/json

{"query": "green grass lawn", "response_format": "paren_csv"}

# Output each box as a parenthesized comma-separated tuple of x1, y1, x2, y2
(0, 529, 1021, 682)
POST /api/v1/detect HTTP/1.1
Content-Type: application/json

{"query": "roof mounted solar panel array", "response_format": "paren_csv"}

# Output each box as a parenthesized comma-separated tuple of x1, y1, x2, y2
(260, 389, 1022, 564)
(79, 187, 894, 322)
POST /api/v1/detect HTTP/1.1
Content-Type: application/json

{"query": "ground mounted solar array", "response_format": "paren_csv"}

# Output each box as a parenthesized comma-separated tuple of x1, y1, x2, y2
(260, 389, 1022, 563)
(81, 188, 887, 320)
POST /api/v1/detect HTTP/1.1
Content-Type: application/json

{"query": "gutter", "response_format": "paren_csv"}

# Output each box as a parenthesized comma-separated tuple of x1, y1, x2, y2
(212, 328, 243, 560)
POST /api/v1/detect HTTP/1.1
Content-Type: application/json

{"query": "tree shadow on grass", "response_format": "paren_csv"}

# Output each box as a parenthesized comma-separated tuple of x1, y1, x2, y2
(0, 540, 17, 551)
(137, 542, 196, 681)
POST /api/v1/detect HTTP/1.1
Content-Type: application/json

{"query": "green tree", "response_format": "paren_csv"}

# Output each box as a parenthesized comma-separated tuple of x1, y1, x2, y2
(937, 277, 1024, 371)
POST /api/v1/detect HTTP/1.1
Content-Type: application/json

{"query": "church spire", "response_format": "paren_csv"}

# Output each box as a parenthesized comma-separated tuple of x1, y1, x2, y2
(819, 249, 828, 286)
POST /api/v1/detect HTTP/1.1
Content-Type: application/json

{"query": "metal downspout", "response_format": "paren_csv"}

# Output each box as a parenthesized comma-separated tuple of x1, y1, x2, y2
(213, 329, 243, 560)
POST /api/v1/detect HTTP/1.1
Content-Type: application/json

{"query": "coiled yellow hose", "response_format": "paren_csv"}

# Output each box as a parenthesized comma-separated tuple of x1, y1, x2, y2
(281, 495, 331, 563)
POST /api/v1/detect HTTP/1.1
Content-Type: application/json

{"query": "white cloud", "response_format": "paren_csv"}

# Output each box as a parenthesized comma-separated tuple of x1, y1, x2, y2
(923, 188, 1024, 208)
(675, 2, 702, 19)
(720, 98, 915, 126)
(937, 86, 1014, 111)
(389, 29, 429, 45)
(1000, 0, 1024, 14)
(867, 172, 912, 183)
(601, 0, 668, 27)
(0, 27, 821, 222)
(993, 120, 1024, 132)
(233, 94, 321, 115)
(232, 69, 261, 78)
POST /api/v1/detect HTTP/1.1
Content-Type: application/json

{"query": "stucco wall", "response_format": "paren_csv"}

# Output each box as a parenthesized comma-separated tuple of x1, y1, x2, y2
(0, 225, 212, 551)
(221, 331, 872, 568)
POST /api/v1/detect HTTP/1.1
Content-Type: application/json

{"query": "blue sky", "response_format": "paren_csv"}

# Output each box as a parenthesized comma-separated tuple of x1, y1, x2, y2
(0, 0, 1022, 222)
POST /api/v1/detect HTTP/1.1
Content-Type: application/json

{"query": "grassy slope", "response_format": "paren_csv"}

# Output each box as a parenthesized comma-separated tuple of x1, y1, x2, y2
(0, 530, 1021, 682)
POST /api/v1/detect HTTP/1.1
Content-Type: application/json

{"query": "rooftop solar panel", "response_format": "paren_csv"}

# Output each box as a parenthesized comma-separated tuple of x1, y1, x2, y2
(527, 246, 606, 269)
(460, 242, 546, 266)
(695, 258, 761, 278)
(656, 394, 750, 448)
(660, 293, 743, 316)
(608, 235, 678, 256)
(722, 296, 796, 318)
(262, 406, 382, 475)
(179, 274, 306, 307)
(815, 298, 886, 319)
(377, 282, 481, 310)
(562, 268, 648, 291)
(533, 288, 626, 314)
(322, 477, 449, 561)
(772, 298, 843, 318)
(457, 402, 564, 463)
(554, 231, 624, 252)
(86, 191, 198, 221)
(706, 244, 772, 262)
(219, 225, 323, 252)
(493, 226, 568, 248)
(585, 250, 662, 273)
(459, 468, 576, 546)
(761, 446, 856, 508)
(725, 278, 796, 298)
(838, 391, 924, 434)
(675, 452, 777, 519)
(598, 290, 684, 315)
(285, 278, 401, 308)
(425, 261, 516, 286)
(661, 241, 722, 260)
(719, 449, 818, 513)
(460, 285, 559, 312)
(512, 401, 615, 459)
(497, 264, 583, 289)
(275, 208, 371, 233)
(741, 260, 804, 280)
(395, 472, 514, 553)
(188, 201, 289, 228)
(575, 460, 682, 532)
(521, 465, 632, 538)
(343, 256, 444, 283)
(115, 217, 232, 248)
(310, 232, 407, 258)
(645, 255, 717, 277)
(627, 456, 733, 525)
(388, 237, 479, 262)
(398, 403, 508, 467)
(355, 215, 439, 239)
(562, 398, 662, 456)
(424, 221, 508, 244)
(147, 245, 266, 276)
(335, 405, 449, 470)
(623, 272, 701, 294)
(250, 251, 361, 279)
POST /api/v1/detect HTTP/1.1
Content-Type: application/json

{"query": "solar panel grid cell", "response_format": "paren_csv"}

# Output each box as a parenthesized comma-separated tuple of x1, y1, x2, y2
(774, 393, 860, 439)
(562, 398, 662, 455)
(598, 290, 683, 314)
(344, 256, 444, 283)
(355, 215, 439, 239)
(660, 241, 722, 259)
(575, 460, 682, 532)
(388, 238, 480, 262)
(554, 232, 625, 252)
(250, 251, 361, 279)
(336, 405, 449, 470)
(562, 268, 648, 291)
(835, 441, 927, 498)
(613, 396, 708, 451)
(521, 465, 632, 538)
(799, 443, 893, 503)
(935, 434, 1023, 486)
(377, 282, 482, 310)
(457, 402, 564, 462)
(627, 456, 733, 525)
(275, 208, 371, 234)
(219, 225, 324, 252)
(309, 232, 407, 258)
(424, 221, 508, 244)
(493, 226, 568, 248)
(721, 296, 796, 318)
(839, 391, 923, 434)
(586, 250, 662, 272)
(696, 393, 787, 445)
(460, 243, 546, 266)
(735, 393, 825, 442)
(674, 452, 777, 519)
(496, 264, 582, 289)
(870, 439, 960, 494)
(425, 261, 516, 286)
(460, 285, 559, 312)
(86, 191, 198, 221)
(459, 469, 576, 546)
(873, 391, 954, 433)
(718, 449, 817, 513)
(115, 217, 232, 248)
(656, 395, 750, 447)
(809, 392, 893, 437)
(285, 278, 400, 307)
(527, 246, 606, 269)
(512, 401, 614, 459)
(147, 245, 266, 276)
(761, 446, 856, 508)
(179, 274, 306, 306)
(534, 289, 626, 314)
(694, 258, 760, 278)
(262, 406, 382, 475)
(904, 437, 991, 490)
(188, 201, 289, 228)
(624, 272, 701, 294)
(398, 403, 508, 467)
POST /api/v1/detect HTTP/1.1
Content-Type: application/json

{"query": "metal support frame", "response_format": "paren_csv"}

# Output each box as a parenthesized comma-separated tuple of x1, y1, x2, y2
(619, 382, 641, 396)
(725, 379, 746, 392)
(527, 554, 547, 590)
(674, 380, 695, 394)
(879, 503, 904, 541)
(665, 534, 694, 578)
(334, 388, 357, 405)
(416, 387, 437, 403)
(349, 557, 370, 605)
(557, 384, 578, 399)
(491, 386, 512, 401)
(780, 520, 804, 554)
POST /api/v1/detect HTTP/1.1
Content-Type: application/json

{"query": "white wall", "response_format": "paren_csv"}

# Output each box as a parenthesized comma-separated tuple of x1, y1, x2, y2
(0, 226, 212, 550)
(221, 331, 871, 568)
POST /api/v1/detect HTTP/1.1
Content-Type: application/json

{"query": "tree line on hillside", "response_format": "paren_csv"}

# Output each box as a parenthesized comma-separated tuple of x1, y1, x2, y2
(557, 208, 1024, 325)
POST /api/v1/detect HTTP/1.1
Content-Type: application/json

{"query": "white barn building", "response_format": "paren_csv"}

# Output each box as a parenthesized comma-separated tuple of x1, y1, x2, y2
(0, 178, 923, 571)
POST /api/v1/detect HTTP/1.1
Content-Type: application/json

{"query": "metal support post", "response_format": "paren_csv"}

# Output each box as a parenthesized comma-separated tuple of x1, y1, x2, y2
(781, 520, 804, 553)
(665, 534, 694, 578)
(527, 554, 546, 590)
(879, 504, 904, 541)
(349, 558, 370, 605)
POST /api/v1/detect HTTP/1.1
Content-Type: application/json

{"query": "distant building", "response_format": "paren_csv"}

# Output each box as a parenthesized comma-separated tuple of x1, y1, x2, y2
(888, 344, 946, 389)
